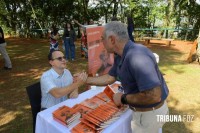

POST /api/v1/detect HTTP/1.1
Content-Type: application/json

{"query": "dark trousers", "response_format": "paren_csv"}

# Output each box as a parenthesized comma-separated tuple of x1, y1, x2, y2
(64, 38, 75, 60)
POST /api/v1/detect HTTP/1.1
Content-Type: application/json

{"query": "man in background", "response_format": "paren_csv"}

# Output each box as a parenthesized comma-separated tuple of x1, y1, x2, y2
(127, 16, 135, 42)
(0, 26, 12, 70)
(86, 21, 169, 133)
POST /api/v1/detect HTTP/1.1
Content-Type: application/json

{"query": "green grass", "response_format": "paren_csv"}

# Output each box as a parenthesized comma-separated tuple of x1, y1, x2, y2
(150, 43, 200, 133)
(0, 38, 200, 133)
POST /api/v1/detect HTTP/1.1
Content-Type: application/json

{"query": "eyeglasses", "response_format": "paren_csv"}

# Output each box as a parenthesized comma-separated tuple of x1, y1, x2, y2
(52, 56, 66, 61)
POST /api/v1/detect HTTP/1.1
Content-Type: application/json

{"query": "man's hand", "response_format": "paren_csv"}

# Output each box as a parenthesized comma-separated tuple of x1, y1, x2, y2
(113, 92, 123, 107)
(69, 89, 78, 98)
(73, 72, 81, 83)
(75, 72, 88, 86)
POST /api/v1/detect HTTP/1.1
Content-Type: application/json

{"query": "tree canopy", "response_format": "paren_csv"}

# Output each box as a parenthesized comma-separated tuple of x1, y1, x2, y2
(0, 0, 200, 40)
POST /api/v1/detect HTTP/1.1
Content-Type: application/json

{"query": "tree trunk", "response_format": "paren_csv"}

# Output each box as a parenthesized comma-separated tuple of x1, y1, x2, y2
(112, 0, 119, 19)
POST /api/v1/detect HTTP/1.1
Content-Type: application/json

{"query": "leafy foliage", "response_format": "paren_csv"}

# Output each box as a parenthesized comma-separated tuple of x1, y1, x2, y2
(0, 0, 200, 40)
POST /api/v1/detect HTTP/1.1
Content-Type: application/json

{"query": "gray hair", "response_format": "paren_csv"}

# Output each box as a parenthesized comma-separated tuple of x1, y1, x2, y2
(104, 21, 129, 42)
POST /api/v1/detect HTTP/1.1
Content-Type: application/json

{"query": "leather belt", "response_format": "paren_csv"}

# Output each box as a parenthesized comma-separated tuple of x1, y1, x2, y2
(129, 101, 164, 112)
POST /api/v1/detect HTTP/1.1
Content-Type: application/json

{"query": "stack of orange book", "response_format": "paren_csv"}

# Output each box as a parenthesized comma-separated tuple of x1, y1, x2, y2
(78, 101, 121, 131)
(52, 105, 81, 127)
(80, 96, 105, 109)
(71, 122, 97, 133)
(53, 85, 129, 131)
(96, 92, 110, 102)
(72, 104, 92, 115)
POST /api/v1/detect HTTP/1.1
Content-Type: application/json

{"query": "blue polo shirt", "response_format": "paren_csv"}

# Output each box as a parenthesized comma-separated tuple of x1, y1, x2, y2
(109, 41, 169, 107)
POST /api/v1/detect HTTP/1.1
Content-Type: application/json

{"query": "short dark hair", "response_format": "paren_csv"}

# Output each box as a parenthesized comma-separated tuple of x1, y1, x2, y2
(48, 50, 61, 60)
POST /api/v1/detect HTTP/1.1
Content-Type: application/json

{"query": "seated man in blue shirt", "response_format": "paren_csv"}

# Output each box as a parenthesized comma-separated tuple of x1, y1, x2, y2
(40, 50, 87, 109)
(86, 21, 169, 133)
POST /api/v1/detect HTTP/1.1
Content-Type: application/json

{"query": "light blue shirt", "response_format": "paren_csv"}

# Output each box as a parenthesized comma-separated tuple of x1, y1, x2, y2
(40, 68, 73, 108)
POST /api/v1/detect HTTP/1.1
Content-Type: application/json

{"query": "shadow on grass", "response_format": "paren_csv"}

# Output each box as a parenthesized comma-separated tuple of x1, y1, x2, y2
(163, 97, 192, 133)
(0, 100, 33, 133)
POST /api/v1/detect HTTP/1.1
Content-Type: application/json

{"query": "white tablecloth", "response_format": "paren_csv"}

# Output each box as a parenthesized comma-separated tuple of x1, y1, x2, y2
(35, 87, 132, 133)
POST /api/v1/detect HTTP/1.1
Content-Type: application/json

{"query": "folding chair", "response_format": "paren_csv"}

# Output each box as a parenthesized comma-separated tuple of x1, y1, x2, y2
(26, 82, 41, 133)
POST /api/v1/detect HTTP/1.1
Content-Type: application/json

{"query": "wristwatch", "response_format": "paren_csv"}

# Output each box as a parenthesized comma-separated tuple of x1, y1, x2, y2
(121, 94, 128, 105)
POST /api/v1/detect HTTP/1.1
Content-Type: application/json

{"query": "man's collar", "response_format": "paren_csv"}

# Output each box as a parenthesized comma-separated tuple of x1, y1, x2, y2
(50, 68, 64, 78)
(116, 40, 133, 68)
(121, 40, 133, 59)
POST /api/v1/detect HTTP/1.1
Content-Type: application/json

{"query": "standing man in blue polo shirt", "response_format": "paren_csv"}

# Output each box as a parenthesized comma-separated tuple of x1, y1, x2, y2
(86, 21, 169, 133)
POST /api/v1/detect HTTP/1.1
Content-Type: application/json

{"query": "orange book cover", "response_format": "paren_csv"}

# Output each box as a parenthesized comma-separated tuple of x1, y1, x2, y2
(89, 110, 108, 121)
(88, 105, 111, 121)
(90, 96, 105, 106)
(71, 122, 96, 133)
(103, 85, 115, 101)
(94, 105, 115, 120)
(80, 118, 98, 130)
(82, 114, 101, 126)
(72, 104, 92, 115)
(80, 99, 97, 110)
(103, 101, 119, 111)
(87, 112, 105, 123)
(53, 116, 67, 126)
(106, 101, 118, 108)
(96, 92, 110, 102)
(99, 105, 116, 114)
(80, 97, 105, 109)
(52, 105, 80, 125)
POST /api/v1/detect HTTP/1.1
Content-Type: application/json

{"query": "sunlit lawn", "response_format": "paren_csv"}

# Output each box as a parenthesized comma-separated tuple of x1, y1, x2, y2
(0, 38, 199, 133)
(150, 41, 200, 133)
